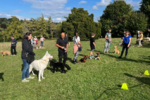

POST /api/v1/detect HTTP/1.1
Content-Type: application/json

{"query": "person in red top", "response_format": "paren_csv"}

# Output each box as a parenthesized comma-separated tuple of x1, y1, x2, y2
(36, 39, 39, 49)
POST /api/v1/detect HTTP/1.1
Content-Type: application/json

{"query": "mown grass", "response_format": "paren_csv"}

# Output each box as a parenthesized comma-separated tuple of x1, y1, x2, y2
(0, 38, 150, 100)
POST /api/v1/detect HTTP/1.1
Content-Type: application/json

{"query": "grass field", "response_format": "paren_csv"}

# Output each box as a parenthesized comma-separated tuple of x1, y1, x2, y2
(0, 38, 150, 100)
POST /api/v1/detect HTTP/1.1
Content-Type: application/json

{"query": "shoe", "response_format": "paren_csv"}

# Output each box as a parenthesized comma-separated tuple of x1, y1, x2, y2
(73, 60, 76, 64)
(22, 79, 29, 82)
(119, 56, 122, 58)
(75, 60, 78, 63)
(124, 56, 127, 59)
(27, 76, 34, 79)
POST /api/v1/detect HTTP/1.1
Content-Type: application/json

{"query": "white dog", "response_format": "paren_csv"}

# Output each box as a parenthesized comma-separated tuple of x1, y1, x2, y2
(29, 51, 53, 82)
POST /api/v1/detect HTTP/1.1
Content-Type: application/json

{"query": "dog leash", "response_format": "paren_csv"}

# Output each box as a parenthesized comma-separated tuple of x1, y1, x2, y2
(35, 55, 41, 59)
(109, 43, 115, 53)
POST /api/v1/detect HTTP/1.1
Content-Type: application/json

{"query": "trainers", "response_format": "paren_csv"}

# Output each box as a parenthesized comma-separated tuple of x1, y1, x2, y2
(27, 76, 34, 79)
(22, 79, 29, 82)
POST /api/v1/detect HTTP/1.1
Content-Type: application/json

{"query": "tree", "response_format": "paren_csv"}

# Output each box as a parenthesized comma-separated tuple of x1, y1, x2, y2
(100, 0, 132, 37)
(5, 16, 23, 40)
(140, 0, 150, 27)
(125, 12, 148, 36)
(62, 7, 101, 41)
(35, 14, 49, 38)
(21, 19, 29, 37)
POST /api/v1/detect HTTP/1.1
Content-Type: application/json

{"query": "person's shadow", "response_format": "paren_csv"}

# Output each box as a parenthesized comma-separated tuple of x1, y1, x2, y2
(0, 73, 4, 81)
(124, 73, 150, 85)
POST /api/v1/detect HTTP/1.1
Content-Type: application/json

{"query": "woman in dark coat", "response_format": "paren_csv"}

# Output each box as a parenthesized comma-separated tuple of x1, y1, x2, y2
(21, 32, 35, 82)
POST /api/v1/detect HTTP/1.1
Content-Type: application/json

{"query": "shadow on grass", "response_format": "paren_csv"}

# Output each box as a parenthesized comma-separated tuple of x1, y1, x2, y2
(47, 59, 69, 73)
(96, 82, 143, 100)
(0, 73, 4, 81)
(124, 73, 150, 85)
(105, 54, 150, 65)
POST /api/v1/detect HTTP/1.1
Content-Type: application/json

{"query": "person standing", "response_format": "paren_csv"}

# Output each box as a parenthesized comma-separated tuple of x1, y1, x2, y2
(56, 32, 68, 64)
(90, 33, 96, 59)
(31, 36, 34, 46)
(104, 29, 112, 54)
(34, 36, 37, 48)
(40, 36, 45, 47)
(21, 32, 35, 82)
(138, 31, 143, 47)
(73, 32, 81, 64)
(11, 35, 17, 56)
(119, 31, 132, 59)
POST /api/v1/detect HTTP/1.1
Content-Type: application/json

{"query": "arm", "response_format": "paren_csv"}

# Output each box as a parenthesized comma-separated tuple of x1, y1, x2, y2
(128, 38, 131, 47)
(55, 44, 64, 49)
(93, 42, 96, 47)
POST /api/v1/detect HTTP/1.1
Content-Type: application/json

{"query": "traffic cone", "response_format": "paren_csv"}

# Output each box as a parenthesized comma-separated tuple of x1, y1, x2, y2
(121, 83, 129, 90)
(144, 70, 150, 75)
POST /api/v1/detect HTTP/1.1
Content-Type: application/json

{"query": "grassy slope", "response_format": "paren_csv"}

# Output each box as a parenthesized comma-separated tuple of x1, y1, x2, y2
(0, 38, 150, 100)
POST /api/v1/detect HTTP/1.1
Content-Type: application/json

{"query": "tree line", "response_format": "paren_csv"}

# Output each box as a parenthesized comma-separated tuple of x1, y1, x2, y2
(0, 0, 150, 42)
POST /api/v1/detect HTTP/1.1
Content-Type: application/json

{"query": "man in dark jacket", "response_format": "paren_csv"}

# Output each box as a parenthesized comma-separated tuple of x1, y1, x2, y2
(56, 32, 69, 64)
(11, 35, 17, 56)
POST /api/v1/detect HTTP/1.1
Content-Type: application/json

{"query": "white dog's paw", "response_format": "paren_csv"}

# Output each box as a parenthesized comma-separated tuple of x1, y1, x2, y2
(38, 80, 41, 82)
(42, 77, 45, 79)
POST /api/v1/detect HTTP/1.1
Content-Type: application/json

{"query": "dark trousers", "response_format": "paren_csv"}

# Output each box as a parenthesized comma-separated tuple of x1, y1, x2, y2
(11, 46, 16, 55)
(58, 51, 67, 64)
(120, 43, 129, 57)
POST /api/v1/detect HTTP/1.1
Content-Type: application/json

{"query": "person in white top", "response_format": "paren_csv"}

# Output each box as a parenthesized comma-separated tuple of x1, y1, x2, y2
(34, 36, 37, 48)
(73, 32, 81, 64)
(40, 36, 45, 47)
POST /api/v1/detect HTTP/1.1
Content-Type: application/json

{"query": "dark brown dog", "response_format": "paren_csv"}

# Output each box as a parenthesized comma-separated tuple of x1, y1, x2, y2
(77, 55, 89, 63)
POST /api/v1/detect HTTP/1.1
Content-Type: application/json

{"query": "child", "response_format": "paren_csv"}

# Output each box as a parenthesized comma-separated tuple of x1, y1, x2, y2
(90, 33, 96, 59)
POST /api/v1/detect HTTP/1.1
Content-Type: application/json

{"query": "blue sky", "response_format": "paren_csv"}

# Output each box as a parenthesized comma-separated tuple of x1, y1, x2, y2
(0, 0, 141, 22)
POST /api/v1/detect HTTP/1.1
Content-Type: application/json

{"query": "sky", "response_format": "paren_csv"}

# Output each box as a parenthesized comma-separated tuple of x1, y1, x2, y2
(0, 0, 141, 22)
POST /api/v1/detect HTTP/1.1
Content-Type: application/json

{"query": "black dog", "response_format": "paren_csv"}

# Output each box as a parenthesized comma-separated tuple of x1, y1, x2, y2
(50, 61, 71, 73)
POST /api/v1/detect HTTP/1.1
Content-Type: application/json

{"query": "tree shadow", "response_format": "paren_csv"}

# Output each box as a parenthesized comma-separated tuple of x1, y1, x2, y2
(0, 73, 4, 81)
(124, 73, 150, 85)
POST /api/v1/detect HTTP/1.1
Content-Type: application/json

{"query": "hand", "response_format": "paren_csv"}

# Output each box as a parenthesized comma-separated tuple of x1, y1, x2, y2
(128, 44, 130, 47)
(65, 50, 67, 53)
(61, 47, 64, 49)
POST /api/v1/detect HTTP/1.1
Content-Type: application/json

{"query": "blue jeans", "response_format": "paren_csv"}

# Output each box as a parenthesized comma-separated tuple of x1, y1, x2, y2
(22, 59, 30, 80)
(41, 41, 44, 47)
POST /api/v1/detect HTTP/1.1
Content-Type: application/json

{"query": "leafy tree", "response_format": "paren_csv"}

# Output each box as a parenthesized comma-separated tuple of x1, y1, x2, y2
(35, 14, 49, 38)
(62, 7, 101, 41)
(125, 12, 148, 36)
(100, 0, 132, 37)
(21, 19, 29, 37)
(5, 16, 23, 40)
(140, 0, 150, 27)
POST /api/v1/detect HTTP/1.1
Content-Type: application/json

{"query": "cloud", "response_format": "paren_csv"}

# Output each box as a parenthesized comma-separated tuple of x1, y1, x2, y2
(92, 0, 140, 10)
(65, 7, 71, 10)
(42, 10, 71, 18)
(92, 6, 98, 10)
(12, 10, 22, 13)
(0, 13, 29, 20)
(28, 11, 39, 14)
(125, 0, 140, 8)
(79, 1, 87, 4)
(23, 0, 67, 10)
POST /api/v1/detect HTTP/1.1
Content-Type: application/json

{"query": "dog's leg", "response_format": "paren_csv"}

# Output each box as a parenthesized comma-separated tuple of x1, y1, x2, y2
(41, 70, 45, 79)
(32, 70, 35, 75)
(38, 71, 41, 82)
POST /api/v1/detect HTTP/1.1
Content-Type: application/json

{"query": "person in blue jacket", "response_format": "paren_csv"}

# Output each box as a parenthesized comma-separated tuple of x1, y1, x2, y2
(119, 31, 132, 59)
(11, 35, 17, 56)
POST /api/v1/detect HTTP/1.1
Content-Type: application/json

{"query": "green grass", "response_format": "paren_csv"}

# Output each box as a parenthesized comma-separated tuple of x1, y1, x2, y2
(0, 38, 150, 100)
